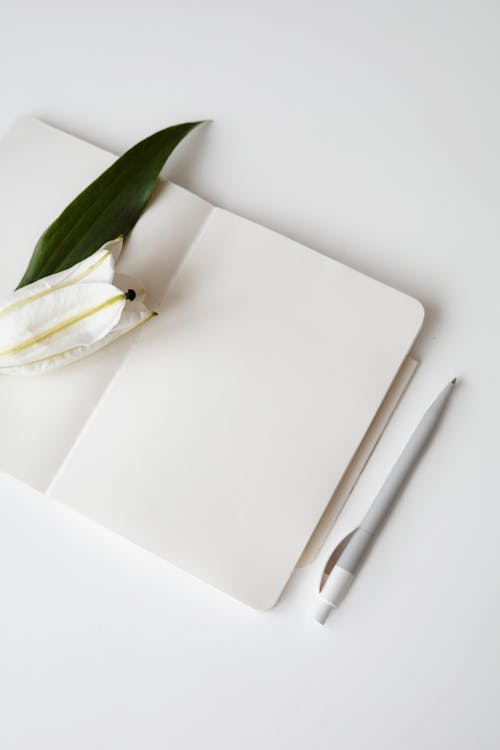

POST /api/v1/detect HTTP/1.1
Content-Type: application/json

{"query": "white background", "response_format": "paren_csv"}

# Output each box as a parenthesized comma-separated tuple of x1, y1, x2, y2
(0, 1, 499, 748)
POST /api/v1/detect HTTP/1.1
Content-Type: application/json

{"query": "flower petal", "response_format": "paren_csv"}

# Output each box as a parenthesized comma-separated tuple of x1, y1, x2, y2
(0, 306, 156, 374)
(105, 236, 124, 264)
(0, 237, 153, 375)
(0, 282, 126, 367)
(0, 242, 119, 321)
(79, 303, 156, 362)
(61, 239, 121, 285)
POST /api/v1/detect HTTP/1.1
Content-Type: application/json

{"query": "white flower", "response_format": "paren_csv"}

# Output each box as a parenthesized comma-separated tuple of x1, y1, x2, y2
(0, 238, 156, 374)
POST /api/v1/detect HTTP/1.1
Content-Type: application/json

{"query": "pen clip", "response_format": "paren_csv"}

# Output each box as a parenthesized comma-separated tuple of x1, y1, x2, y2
(320, 528, 357, 591)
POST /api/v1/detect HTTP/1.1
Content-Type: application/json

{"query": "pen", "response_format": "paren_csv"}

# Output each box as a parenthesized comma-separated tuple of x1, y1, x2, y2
(313, 378, 457, 625)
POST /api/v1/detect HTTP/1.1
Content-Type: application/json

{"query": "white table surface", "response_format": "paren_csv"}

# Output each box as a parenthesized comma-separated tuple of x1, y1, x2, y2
(0, 2, 499, 748)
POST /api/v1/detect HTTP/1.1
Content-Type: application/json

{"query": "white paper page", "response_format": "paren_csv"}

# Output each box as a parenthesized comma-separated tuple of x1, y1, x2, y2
(0, 118, 212, 490)
(50, 208, 424, 609)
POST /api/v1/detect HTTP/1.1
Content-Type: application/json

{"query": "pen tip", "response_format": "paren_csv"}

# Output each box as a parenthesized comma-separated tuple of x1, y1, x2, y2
(451, 377, 457, 385)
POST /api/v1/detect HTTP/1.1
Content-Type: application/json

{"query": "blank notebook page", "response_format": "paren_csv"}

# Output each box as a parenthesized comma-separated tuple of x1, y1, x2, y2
(50, 207, 423, 609)
(0, 117, 211, 491)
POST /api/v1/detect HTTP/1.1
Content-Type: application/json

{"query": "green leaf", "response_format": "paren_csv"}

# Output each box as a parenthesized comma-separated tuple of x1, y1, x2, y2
(17, 121, 203, 288)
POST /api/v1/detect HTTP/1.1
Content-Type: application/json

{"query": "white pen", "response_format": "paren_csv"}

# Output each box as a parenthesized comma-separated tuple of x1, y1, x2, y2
(313, 378, 457, 625)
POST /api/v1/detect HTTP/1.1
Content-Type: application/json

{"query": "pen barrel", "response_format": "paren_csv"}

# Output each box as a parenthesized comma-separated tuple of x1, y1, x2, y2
(360, 412, 433, 534)
(360, 381, 454, 536)
(312, 380, 455, 622)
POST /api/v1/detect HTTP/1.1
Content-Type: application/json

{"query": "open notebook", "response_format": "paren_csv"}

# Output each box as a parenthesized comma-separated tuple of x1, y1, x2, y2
(0, 118, 423, 609)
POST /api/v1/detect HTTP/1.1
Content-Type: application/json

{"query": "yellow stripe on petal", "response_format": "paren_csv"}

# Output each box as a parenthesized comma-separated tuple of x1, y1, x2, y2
(0, 293, 125, 358)
(0, 310, 157, 373)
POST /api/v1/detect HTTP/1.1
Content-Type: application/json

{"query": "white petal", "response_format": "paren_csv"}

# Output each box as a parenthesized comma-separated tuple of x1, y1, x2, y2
(0, 306, 156, 375)
(86, 305, 158, 349)
(61, 240, 120, 285)
(0, 244, 118, 321)
(105, 236, 124, 263)
(0, 282, 126, 367)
